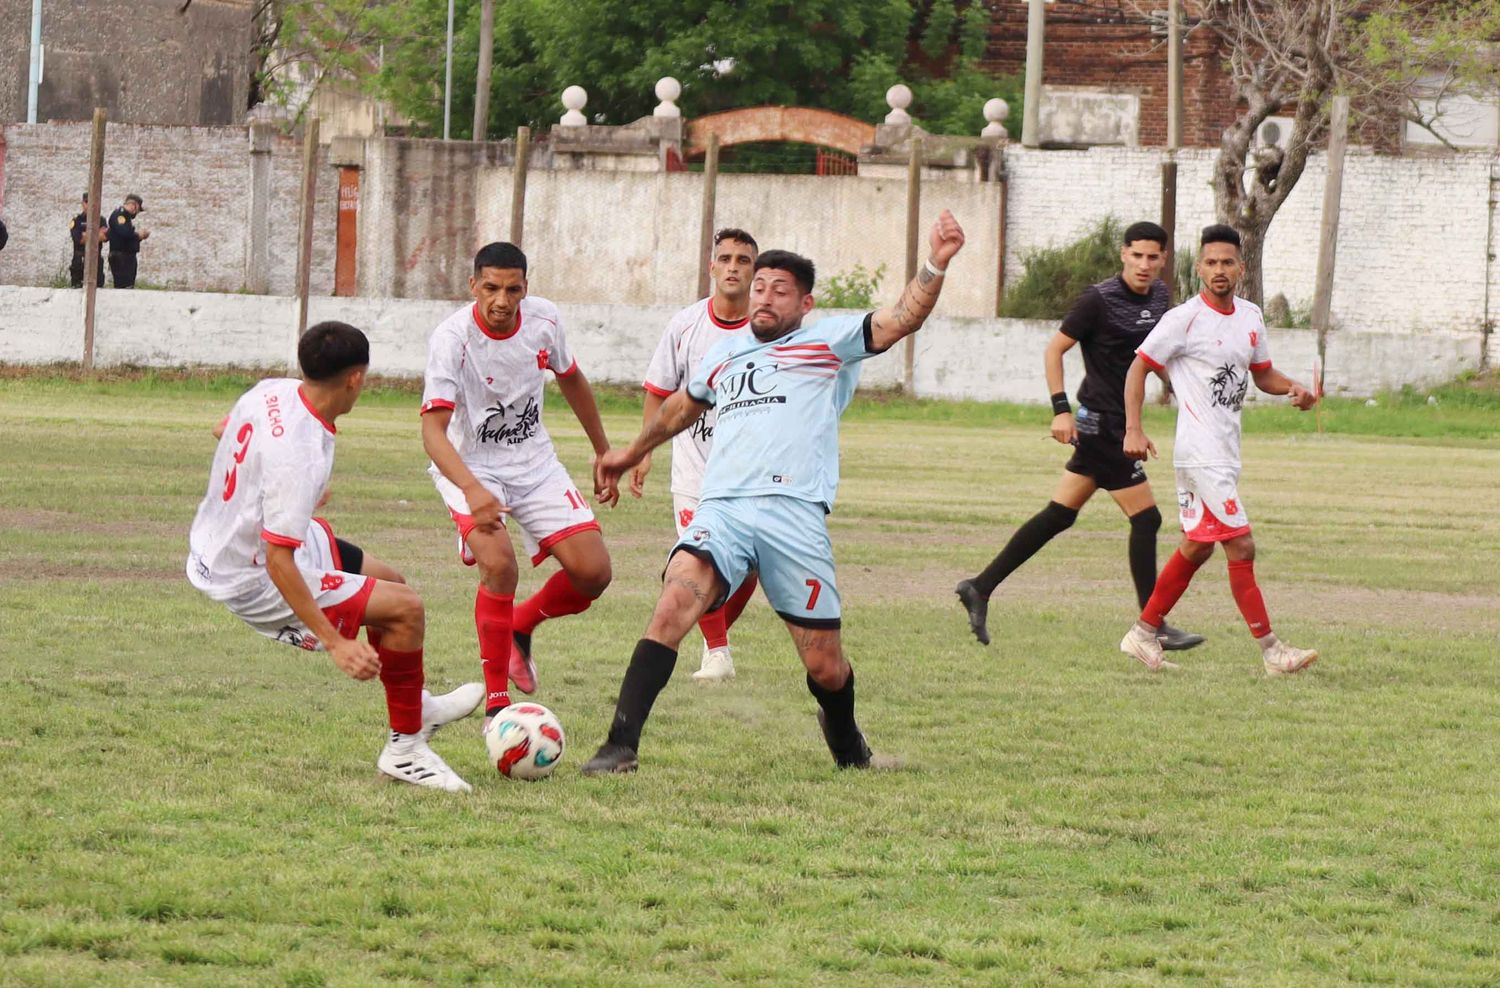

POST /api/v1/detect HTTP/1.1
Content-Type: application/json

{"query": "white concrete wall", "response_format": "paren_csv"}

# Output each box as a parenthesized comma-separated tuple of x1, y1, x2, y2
(0, 286, 1476, 400)
(1000, 146, 1497, 340)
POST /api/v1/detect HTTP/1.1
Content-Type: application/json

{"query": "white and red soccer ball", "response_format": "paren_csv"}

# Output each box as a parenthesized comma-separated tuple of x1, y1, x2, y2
(483, 703, 565, 780)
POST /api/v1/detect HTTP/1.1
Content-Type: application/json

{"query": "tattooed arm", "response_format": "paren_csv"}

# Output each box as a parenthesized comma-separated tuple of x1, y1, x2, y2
(593, 388, 711, 503)
(868, 209, 966, 353)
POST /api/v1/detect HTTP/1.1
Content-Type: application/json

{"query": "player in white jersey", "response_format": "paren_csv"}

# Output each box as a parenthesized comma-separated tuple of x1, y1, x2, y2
(579, 211, 967, 776)
(631, 228, 761, 682)
(186, 322, 481, 793)
(1118, 224, 1321, 675)
(421, 242, 617, 727)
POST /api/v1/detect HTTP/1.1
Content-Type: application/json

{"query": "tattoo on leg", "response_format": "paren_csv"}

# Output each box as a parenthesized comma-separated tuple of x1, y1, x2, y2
(665, 575, 710, 604)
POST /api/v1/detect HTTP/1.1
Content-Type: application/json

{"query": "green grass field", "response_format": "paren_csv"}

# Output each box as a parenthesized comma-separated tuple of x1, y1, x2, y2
(2, 371, 1498, 986)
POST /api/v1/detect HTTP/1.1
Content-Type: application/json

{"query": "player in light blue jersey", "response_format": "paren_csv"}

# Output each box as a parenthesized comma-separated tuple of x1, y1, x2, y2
(580, 210, 966, 775)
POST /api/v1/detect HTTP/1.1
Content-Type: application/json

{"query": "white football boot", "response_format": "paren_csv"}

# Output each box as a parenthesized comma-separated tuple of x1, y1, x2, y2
(692, 643, 736, 682)
(1120, 623, 1180, 672)
(420, 683, 484, 741)
(377, 733, 472, 792)
(1262, 639, 1319, 676)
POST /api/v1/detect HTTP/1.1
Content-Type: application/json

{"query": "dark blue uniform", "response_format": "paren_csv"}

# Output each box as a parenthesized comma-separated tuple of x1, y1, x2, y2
(70, 211, 104, 288)
(106, 206, 143, 288)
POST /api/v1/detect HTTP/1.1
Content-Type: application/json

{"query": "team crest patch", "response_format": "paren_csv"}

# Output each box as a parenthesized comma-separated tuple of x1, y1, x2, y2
(1223, 498, 1239, 517)
(320, 573, 345, 592)
(678, 508, 694, 529)
(536, 350, 550, 370)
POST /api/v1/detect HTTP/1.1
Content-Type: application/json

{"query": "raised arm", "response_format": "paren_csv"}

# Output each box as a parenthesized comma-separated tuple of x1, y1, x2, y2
(867, 210, 966, 353)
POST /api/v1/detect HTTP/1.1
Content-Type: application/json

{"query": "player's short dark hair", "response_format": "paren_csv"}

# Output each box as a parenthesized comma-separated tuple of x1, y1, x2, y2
(714, 228, 758, 253)
(1200, 224, 1242, 251)
(753, 250, 815, 295)
(299, 321, 369, 381)
(473, 241, 527, 277)
(1122, 221, 1168, 249)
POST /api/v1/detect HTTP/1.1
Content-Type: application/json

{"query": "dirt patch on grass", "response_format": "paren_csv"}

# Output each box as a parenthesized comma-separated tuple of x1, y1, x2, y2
(0, 507, 180, 539)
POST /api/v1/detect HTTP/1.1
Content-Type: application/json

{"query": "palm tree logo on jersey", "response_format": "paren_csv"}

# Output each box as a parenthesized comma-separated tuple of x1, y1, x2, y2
(1209, 362, 1248, 411)
(477, 396, 540, 445)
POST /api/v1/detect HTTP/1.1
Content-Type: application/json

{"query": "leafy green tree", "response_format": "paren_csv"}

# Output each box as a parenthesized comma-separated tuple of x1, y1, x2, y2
(261, 1, 1020, 143)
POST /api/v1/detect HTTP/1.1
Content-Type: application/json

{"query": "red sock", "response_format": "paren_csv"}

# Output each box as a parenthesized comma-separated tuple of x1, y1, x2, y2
(377, 646, 424, 735)
(698, 609, 729, 650)
(514, 570, 593, 635)
(1227, 559, 1272, 638)
(724, 574, 758, 629)
(1140, 549, 1203, 628)
(475, 586, 514, 713)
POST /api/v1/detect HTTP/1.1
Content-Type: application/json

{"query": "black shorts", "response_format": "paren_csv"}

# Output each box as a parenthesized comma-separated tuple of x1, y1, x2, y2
(1064, 405, 1147, 491)
(334, 537, 365, 575)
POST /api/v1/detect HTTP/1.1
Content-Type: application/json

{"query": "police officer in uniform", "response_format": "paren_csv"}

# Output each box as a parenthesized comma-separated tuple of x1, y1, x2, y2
(106, 193, 150, 289)
(69, 193, 106, 289)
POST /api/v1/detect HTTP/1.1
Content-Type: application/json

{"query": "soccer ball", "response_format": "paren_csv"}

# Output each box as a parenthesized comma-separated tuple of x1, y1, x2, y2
(483, 703, 565, 780)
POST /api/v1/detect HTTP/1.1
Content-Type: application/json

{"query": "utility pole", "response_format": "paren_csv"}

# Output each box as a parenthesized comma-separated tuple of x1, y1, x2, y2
(442, 0, 455, 140)
(472, 0, 494, 141)
(27, 0, 43, 123)
(1021, 0, 1045, 147)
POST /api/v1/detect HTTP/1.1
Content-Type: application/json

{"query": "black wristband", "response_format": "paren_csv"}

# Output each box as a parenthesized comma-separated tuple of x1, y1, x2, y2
(1050, 392, 1071, 416)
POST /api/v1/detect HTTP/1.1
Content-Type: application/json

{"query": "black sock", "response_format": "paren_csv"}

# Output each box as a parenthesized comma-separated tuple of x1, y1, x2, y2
(807, 667, 857, 744)
(973, 501, 1078, 596)
(606, 639, 678, 751)
(1128, 506, 1163, 610)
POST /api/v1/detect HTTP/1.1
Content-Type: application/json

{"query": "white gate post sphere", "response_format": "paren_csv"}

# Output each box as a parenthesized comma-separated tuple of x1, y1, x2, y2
(885, 84, 913, 125)
(560, 85, 588, 126)
(653, 76, 682, 118)
(981, 98, 1010, 138)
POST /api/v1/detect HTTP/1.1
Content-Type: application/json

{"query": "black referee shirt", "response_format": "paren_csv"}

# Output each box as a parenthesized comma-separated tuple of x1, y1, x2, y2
(1059, 275, 1171, 418)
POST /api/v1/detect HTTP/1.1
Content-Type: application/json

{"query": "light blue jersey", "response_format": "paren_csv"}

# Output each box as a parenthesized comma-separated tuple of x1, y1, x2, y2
(686, 313, 877, 511)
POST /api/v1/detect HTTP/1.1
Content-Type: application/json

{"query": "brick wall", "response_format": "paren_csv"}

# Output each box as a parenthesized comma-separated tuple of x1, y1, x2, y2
(984, 0, 1236, 148)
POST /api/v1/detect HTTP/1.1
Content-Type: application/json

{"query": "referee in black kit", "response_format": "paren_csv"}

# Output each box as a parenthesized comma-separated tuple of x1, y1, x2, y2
(956, 221, 1204, 652)
(106, 193, 150, 288)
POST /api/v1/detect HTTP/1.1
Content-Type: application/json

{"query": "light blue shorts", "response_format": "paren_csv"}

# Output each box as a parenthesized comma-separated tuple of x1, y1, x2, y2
(670, 495, 842, 628)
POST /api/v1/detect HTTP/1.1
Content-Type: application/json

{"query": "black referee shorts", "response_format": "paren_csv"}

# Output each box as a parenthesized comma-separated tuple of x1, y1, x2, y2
(1064, 405, 1148, 491)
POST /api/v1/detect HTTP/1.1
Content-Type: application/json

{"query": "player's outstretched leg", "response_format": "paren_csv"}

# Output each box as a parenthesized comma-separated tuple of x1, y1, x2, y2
(959, 500, 1079, 645)
(513, 530, 612, 695)
(581, 550, 717, 776)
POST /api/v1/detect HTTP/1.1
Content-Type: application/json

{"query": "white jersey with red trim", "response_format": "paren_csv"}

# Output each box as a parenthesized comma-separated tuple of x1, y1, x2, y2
(1136, 293, 1271, 469)
(642, 296, 751, 497)
(187, 378, 337, 599)
(420, 296, 577, 485)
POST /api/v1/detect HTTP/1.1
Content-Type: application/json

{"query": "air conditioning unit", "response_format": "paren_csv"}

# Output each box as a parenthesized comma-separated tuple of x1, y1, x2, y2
(1256, 116, 1295, 151)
